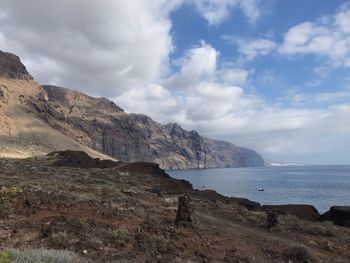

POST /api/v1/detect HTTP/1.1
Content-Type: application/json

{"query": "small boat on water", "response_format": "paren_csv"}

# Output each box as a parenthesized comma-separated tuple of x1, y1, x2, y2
(258, 188, 264, 192)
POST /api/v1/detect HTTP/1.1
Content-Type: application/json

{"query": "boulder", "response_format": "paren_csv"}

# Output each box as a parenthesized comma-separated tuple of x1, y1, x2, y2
(266, 210, 279, 230)
(320, 206, 350, 227)
(261, 205, 320, 221)
(175, 193, 193, 227)
(48, 150, 120, 169)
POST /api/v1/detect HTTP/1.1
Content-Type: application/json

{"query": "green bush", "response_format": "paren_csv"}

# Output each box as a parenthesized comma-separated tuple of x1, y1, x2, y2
(0, 252, 11, 263)
(0, 186, 23, 198)
(104, 228, 130, 247)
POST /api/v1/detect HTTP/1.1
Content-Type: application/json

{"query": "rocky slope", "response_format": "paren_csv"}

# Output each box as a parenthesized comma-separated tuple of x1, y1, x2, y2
(0, 50, 264, 169)
(0, 52, 113, 160)
(0, 152, 349, 262)
(41, 84, 264, 169)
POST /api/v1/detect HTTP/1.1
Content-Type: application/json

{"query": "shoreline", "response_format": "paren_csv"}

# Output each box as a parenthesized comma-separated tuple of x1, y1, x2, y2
(166, 167, 350, 227)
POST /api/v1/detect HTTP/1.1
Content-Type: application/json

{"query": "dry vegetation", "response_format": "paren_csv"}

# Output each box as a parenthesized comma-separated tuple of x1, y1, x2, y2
(0, 154, 350, 262)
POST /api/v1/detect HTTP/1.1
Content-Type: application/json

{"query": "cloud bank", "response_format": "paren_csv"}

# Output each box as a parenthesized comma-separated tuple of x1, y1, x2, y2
(0, 0, 349, 164)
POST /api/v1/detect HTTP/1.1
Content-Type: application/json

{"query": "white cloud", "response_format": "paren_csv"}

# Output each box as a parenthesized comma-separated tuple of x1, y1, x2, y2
(279, 4, 350, 68)
(190, 0, 238, 25)
(223, 3, 350, 69)
(279, 22, 333, 55)
(189, 0, 262, 25)
(238, 0, 261, 24)
(115, 42, 350, 163)
(336, 4, 350, 34)
(224, 36, 277, 61)
(165, 41, 218, 89)
(220, 68, 249, 85)
(238, 38, 277, 60)
(0, 0, 263, 97)
(1, 1, 349, 164)
(0, 0, 181, 96)
(286, 89, 350, 105)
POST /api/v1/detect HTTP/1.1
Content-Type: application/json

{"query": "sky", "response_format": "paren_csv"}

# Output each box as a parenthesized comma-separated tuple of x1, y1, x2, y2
(0, 0, 350, 164)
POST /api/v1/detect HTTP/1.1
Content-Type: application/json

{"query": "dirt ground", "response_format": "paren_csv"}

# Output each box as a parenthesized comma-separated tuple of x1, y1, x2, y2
(0, 154, 349, 262)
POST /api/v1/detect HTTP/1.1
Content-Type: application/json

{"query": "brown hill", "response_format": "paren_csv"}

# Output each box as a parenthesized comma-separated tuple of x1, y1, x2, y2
(0, 50, 264, 169)
(0, 52, 112, 160)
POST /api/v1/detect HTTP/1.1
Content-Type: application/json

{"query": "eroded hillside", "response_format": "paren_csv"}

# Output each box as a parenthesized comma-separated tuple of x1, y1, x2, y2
(0, 49, 264, 169)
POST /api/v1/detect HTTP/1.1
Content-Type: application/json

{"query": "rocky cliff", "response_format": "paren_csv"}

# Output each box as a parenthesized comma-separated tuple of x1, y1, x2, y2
(0, 50, 33, 80)
(0, 50, 264, 169)
(41, 85, 264, 169)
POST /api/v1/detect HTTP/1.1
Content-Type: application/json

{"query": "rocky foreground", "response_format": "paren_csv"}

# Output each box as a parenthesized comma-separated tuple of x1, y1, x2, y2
(0, 152, 349, 262)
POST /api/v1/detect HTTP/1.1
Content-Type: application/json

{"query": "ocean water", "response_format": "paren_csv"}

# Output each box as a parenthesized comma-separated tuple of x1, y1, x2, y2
(167, 165, 350, 213)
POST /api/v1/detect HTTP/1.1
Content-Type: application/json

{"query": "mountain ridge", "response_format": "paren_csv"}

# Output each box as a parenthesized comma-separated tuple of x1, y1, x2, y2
(0, 50, 264, 169)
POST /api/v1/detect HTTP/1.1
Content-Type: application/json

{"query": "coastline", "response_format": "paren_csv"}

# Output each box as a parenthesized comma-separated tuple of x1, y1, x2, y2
(167, 165, 350, 226)
(1, 153, 350, 261)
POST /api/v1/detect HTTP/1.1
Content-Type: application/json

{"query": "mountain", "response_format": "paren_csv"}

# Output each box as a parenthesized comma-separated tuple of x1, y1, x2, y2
(0, 50, 264, 169)
(0, 51, 113, 160)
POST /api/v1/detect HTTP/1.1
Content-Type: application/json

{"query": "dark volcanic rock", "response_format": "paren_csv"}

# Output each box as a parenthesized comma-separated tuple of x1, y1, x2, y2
(175, 194, 193, 227)
(0, 50, 33, 80)
(320, 206, 350, 227)
(261, 205, 320, 221)
(48, 150, 120, 169)
(266, 210, 279, 230)
(118, 162, 171, 178)
(191, 190, 261, 210)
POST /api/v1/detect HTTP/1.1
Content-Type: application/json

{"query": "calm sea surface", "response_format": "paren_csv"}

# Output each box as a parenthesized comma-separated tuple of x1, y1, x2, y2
(167, 165, 350, 213)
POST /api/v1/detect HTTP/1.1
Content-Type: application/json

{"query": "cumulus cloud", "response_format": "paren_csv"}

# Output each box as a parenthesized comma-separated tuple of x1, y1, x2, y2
(336, 4, 350, 34)
(115, 41, 350, 163)
(224, 3, 350, 68)
(238, 0, 261, 24)
(238, 38, 277, 61)
(165, 41, 218, 90)
(0, 0, 181, 96)
(1, 1, 349, 164)
(220, 68, 249, 85)
(189, 0, 262, 25)
(279, 3, 350, 68)
(0, 0, 262, 96)
(224, 35, 277, 61)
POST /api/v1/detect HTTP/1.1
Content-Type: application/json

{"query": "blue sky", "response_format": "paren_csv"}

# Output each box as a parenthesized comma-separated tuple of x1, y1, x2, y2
(0, 0, 349, 164)
(170, 0, 348, 98)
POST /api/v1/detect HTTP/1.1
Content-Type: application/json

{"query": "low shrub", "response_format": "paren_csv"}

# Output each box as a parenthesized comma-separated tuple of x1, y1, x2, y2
(0, 186, 23, 196)
(0, 252, 11, 263)
(1, 248, 80, 263)
(104, 228, 130, 247)
(286, 245, 315, 263)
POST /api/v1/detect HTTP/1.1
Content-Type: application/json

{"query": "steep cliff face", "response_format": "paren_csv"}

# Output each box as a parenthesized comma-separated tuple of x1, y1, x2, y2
(0, 51, 114, 160)
(0, 50, 33, 80)
(42, 85, 264, 169)
(0, 50, 264, 169)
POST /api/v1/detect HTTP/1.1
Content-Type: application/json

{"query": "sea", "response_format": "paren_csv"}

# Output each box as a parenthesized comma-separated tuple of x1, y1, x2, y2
(167, 165, 350, 213)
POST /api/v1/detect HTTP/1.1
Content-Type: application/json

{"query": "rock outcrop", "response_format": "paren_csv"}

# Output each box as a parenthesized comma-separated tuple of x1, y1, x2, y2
(320, 206, 350, 227)
(0, 49, 264, 169)
(261, 205, 320, 221)
(0, 50, 33, 80)
(47, 150, 121, 169)
(175, 194, 193, 227)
